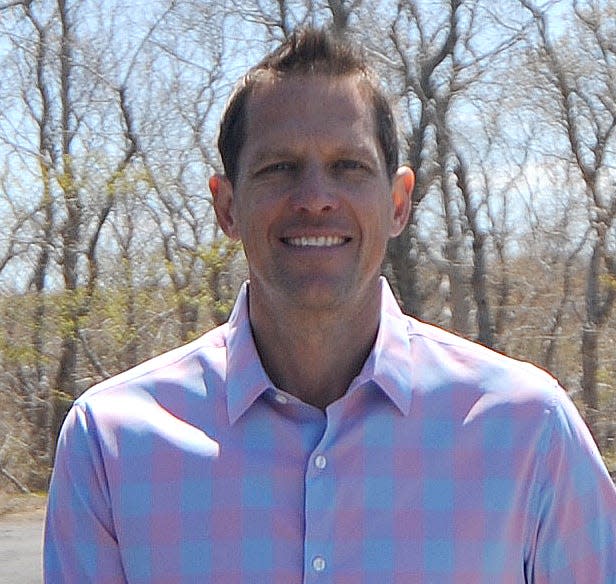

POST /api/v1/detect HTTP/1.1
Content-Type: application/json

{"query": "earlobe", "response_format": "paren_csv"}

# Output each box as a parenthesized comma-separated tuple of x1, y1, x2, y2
(390, 166, 414, 237)
(209, 174, 240, 240)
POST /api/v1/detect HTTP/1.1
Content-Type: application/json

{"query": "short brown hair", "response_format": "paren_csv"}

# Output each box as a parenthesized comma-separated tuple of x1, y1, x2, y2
(217, 28, 399, 184)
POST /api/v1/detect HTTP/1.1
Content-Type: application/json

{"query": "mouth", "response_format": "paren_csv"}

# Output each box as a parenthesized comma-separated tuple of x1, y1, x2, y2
(282, 235, 349, 248)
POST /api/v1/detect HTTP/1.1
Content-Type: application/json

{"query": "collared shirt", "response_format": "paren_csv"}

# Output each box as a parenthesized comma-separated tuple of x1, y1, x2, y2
(45, 278, 616, 583)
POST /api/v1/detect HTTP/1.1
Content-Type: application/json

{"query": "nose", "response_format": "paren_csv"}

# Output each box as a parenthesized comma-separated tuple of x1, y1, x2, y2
(290, 164, 339, 213)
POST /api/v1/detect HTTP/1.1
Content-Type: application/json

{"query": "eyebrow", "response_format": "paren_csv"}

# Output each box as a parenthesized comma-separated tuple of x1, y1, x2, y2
(248, 143, 380, 166)
(248, 148, 297, 165)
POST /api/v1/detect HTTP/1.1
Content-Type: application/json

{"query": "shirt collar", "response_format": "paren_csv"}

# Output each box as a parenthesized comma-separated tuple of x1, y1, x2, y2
(353, 278, 414, 416)
(225, 277, 413, 424)
(225, 282, 273, 425)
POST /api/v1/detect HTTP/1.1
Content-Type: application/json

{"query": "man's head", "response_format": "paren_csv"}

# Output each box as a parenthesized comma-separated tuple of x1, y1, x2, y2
(217, 28, 399, 185)
(209, 27, 414, 315)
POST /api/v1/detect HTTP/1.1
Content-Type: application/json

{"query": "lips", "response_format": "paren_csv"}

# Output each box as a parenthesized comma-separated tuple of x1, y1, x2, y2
(282, 235, 349, 247)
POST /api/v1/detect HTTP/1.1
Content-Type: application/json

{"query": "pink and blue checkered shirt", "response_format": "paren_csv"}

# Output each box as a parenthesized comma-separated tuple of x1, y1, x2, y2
(45, 279, 616, 583)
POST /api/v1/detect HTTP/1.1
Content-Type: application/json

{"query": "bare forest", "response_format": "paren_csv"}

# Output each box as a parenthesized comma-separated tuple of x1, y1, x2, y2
(1, 0, 615, 493)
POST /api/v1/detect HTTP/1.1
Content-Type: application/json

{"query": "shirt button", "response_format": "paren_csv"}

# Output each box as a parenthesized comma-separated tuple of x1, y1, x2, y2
(312, 556, 326, 572)
(314, 455, 327, 470)
(274, 392, 288, 404)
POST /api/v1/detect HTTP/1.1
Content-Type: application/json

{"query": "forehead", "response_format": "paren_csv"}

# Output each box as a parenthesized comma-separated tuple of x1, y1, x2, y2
(241, 74, 378, 159)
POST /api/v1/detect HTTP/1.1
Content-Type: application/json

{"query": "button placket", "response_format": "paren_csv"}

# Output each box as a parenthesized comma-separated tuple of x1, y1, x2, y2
(304, 444, 333, 582)
(304, 420, 332, 581)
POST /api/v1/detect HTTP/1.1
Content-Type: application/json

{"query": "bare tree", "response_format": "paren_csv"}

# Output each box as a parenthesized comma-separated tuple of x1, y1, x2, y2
(1, 0, 615, 487)
(0, 0, 229, 480)
(355, 1, 535, 348)
(520, 0, 616, 435)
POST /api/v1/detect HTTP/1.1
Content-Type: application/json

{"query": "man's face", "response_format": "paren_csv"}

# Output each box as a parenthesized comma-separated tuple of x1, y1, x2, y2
(212, 74, 412, 312)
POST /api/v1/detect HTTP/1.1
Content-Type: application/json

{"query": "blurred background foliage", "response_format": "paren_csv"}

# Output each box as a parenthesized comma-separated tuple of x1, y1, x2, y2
(0, 0, 615, 491)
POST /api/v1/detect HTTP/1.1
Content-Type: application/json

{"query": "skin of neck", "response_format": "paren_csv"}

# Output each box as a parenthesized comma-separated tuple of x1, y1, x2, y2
(247, 279, 382, 410)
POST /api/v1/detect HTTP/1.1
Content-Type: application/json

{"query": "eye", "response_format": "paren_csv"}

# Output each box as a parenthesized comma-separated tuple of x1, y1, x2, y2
(255, 161, 297, 176)
(332, 159, 369, 172)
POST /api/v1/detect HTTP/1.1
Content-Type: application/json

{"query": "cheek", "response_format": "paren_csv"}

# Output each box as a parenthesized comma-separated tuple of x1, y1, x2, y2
(236, 205, 272, 245)
(363, 199, 394, 233)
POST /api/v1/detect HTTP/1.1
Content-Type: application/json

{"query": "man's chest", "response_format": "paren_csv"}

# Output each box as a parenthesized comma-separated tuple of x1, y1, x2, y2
(106, 400, 535, 583)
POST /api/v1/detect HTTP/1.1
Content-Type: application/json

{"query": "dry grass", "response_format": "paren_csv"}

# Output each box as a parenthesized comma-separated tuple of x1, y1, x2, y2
(0, 491, 46, 518)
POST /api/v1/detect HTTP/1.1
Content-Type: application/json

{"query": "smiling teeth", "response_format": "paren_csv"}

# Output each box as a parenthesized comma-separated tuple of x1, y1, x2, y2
(286, 236, 346, 247)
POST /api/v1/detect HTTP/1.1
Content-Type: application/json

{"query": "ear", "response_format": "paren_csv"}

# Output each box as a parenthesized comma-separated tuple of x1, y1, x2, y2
(389, 166, 414, 237)
(209, 174, 240, 240)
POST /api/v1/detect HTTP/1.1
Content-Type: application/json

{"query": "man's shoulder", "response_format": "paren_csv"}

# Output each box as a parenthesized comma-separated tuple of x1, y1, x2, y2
(75, 322, 230, 406)
(405, 316, 561, 404)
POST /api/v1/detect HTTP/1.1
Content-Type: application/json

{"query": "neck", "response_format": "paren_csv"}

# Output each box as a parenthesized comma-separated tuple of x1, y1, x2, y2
(248, 284, 382, 410)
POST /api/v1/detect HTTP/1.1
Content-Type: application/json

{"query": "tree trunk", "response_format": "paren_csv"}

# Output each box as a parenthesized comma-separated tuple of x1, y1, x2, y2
(581, 323, 599, 434)
(387, 221, 423, 316)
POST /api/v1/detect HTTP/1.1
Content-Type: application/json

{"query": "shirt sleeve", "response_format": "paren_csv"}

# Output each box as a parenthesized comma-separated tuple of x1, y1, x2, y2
(44, 403, 127, 583)
(527, 390, 616, 583)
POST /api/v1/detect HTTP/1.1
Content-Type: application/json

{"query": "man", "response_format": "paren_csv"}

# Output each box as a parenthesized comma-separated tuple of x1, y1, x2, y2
(45, 28, 616, 582)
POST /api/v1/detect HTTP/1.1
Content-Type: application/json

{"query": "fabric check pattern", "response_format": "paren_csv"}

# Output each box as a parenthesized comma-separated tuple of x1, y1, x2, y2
(45, 279, 616, 583)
